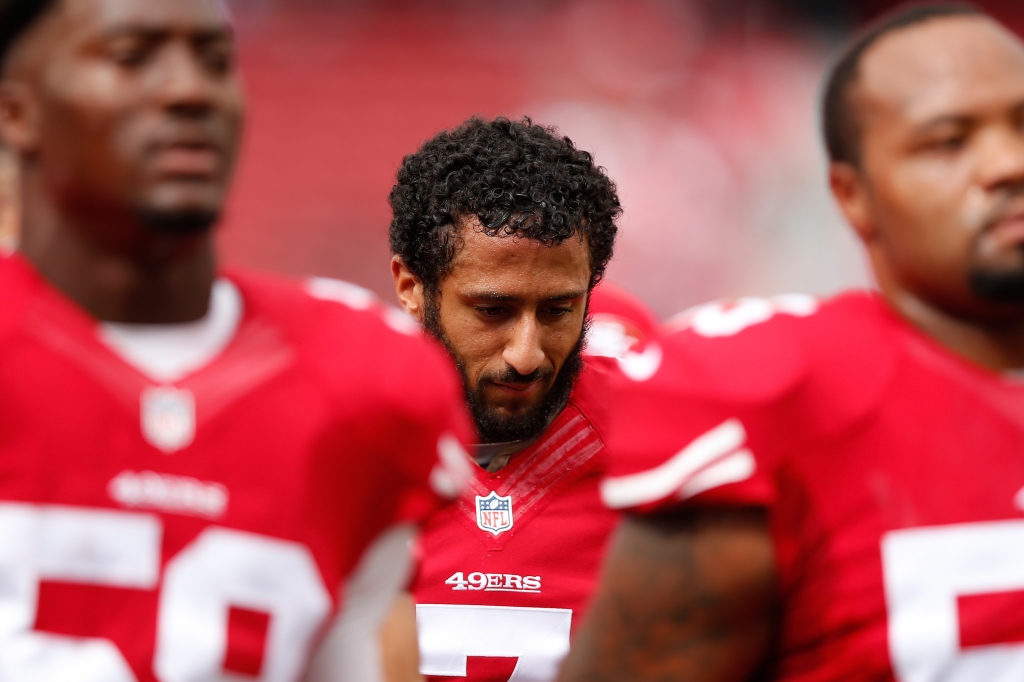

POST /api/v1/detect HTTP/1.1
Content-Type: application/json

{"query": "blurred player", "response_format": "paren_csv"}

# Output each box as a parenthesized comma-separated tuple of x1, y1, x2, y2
(559, 4, 1024, 682)
(0, 0, 473, 680)
(386, 117, 645, 682)
(586, 282, 660, 362)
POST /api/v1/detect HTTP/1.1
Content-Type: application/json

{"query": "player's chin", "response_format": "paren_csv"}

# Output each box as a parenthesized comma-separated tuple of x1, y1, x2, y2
(138, 187, 226, 233)
(968, 258, 1024, 307)
(144, 179, 229, 214)
(478, 396, 542, 423)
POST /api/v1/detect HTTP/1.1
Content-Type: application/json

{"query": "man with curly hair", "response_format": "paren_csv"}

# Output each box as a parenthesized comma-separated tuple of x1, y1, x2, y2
(385, 116, 648, 682)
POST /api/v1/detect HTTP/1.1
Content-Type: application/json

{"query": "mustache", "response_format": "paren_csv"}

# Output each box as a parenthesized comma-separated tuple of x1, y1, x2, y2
(481, 364, 555, 385)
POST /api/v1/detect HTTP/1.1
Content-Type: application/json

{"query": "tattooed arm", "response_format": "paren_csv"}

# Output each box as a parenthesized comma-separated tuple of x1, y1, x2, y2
(557, 507, 778, 682)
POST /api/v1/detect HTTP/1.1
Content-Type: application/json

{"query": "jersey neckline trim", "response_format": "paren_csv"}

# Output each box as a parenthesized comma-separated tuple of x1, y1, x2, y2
(98, 279, 243, 383)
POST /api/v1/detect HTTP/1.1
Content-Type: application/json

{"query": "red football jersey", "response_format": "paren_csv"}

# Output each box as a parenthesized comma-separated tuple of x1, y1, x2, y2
(0, 254, 474, 682)
(603, 291, 1024, 682)
(412, 362, 619, 682)
(585, 282, 660, 360)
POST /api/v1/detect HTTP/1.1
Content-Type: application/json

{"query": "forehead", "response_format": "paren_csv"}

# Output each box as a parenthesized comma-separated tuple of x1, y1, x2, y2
(446, 225, 591, 294)
(55, 0, 230, 34)
(857, 16, 1024, 127)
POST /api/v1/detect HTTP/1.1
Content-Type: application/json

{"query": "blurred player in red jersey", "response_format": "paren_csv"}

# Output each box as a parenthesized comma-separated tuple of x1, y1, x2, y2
(585, 282, 660, 362)
(558, 4, 1024, 682)
(0, 0, 475, 680)
(385, 117, 652, 682)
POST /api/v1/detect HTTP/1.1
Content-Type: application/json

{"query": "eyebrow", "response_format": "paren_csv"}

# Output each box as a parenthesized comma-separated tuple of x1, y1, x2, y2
(915, 100, 1024, 132)
(915, 115, 972, 131)
(99, 24, 234, 41)
(463, 290, 588, 303)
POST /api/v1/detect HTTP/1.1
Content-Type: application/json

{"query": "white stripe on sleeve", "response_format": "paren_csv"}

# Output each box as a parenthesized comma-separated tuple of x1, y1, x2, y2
(600, 419, 751, 509)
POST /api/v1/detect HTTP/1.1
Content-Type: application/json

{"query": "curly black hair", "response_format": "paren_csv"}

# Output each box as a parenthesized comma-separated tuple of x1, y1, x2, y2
(389, 116, 621, 292)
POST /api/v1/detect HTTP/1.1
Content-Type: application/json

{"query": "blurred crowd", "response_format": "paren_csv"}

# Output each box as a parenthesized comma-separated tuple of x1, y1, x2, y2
(4, 0, 1024, 314)
(201, 0, 1018, 319)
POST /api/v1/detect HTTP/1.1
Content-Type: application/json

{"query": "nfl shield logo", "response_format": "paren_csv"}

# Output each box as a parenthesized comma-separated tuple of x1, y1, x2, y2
(475, 491, 513, 536)
(141, 386, 196, 453)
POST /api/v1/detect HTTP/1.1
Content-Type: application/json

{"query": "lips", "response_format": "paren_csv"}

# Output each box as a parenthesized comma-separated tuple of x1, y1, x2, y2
(988, 215, 1024, 249)
(152, 143, 221, 176)
(489, 380, 543, 400)
(146, 123, 227, 177)
(985, 196, 1024, 246)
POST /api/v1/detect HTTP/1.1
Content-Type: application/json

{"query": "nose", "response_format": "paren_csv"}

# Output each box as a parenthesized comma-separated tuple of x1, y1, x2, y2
(152, 42, 218, 116)
(502, 316, 546, 377)
(976, 125, 1024, 193)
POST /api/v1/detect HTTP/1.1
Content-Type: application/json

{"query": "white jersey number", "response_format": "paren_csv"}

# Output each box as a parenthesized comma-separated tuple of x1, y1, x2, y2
(883, 519, 1024, 682)
(0, 503, 331, 682)
(417, 604, 571, 682)
(670, 294, 818, 338)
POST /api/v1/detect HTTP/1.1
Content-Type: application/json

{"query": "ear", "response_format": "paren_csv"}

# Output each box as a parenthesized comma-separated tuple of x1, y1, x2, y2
(0, 80, 40, 155)
(391, 256, 426, 322)
(829, 161, 877, 244)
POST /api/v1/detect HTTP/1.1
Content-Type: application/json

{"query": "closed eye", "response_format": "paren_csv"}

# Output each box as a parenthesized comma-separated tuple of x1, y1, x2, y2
(107, 39, 155, 68)
(196, 39, 234, 75)
(925, 135, 968, 153)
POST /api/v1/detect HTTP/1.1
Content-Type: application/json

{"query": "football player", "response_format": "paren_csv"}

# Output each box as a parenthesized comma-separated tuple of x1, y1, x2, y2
(558, 4, 1024, 682)
(0, 0, 473, 680)
(386, 117, 648, 682)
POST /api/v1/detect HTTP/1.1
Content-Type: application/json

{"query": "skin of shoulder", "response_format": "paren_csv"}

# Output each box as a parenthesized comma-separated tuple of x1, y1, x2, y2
(557, 507, 778, 682)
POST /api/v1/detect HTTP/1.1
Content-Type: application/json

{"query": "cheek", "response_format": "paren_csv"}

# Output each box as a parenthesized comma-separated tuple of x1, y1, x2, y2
(876, 162, 973, 266)
(221, 84, 245, 137)
(437, 308, 506, 381)
(544, 317, 585, 367)
(889, 161, 962, 217)
(49, 64, 143, 153)
(45, 63, 128, 137)
(41, 76, 139, 185)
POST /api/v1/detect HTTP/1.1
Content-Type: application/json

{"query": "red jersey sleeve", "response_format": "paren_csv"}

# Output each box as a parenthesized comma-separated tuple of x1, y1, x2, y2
(385, 336, 476, 526)
(600, 294, 900, 516)
(301, 276, 476, 532)
(586, 282, 660, 360)
(600, 296, 821, 514)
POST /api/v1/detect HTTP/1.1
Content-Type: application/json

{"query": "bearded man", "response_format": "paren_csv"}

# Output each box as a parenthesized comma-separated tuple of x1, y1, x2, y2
(386, 117, 652, 682)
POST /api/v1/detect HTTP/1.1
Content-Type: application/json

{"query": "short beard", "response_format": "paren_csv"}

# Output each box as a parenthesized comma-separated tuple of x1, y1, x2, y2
(970, 258, 1024, 304)
(424, 292, 587, 444)
(137, 208, 219, 235)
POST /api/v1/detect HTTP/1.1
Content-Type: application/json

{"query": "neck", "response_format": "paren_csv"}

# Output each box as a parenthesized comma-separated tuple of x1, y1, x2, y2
(18, 174, 216, 324)
(880, 275, 1024, 374)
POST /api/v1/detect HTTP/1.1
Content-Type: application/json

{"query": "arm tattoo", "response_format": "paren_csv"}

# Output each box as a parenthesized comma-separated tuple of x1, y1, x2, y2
(557, 507, 778, 682)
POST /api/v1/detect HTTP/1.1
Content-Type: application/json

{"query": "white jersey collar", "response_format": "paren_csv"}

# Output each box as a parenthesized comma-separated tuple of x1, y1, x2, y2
(98, 278, 243, 384)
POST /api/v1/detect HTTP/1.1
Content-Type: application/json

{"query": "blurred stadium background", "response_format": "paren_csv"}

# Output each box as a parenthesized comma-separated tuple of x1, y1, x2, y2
(218, 0, 1024, 319)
